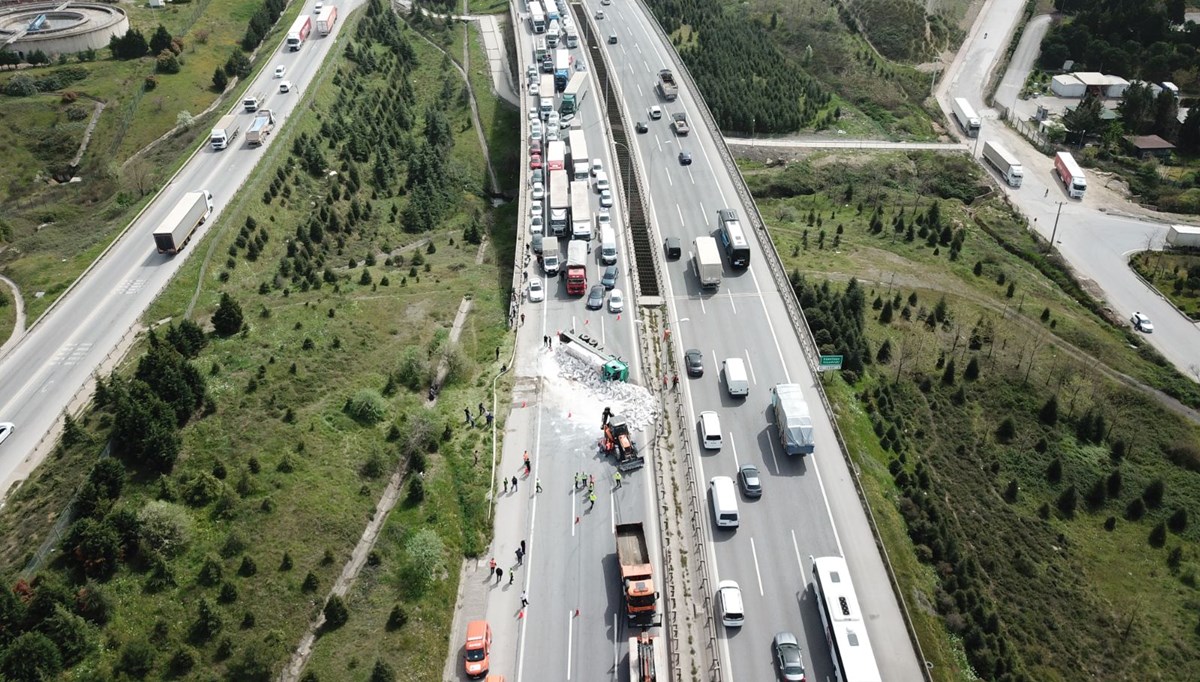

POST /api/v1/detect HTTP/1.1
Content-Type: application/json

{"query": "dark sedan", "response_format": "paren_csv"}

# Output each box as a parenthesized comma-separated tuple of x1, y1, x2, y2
(684, 348, 704, 377)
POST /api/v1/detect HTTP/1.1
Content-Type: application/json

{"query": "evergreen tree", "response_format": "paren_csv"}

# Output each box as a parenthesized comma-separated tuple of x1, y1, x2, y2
(964, 357, 980, 381)
(212, 293, 244, 337)
(150, 25, 174, 55)
(1038, 396, 1059, 425)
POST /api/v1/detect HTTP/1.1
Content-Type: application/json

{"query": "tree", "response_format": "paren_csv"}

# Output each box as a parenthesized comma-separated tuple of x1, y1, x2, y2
(149, 25, 174, 54)
(120, 155, 156, 197)
(1149, 521, 1167, 548)
(1, 631, 63, 681)
(136, 343, 206, 425)
(212, 293, 244, 336)
(1143, 479, 1165, 508)
(875, 339, 892, 364)
(137, 500, 193, 556)
(402, 529, 445, 596)
(1061, 93, 1104, 144)
(226, 643, 274, 682)
(964, 357, 980, 381)
(1038, 395, 1059, 425)
(110, 377, 181, 471)
(346, 389, 388, 424)
(191, 598, 222, 642)
(370, 660, 396, 682)
(1118, 82, 1155, 135)
(212, 67, 229, 92)
(1168, 508, 1188, 533)
(1178, 107, 1200, 155)
(1107, 469, 1123, 498)
(61, 517, 121, 579)
(996, 417, 1016, 443)
(1152, 89, 1180, 140)
(0, 587, 25, 645)
(941, 359, 956, 385)
(1057, 486, 1078, 517)
(41, 604, 93, 664)
(165, 319, 207, 358)
(323, 595, 349, 629)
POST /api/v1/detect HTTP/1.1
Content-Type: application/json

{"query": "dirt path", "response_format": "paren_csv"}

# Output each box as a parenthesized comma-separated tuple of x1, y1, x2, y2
(0, 273, 27, 358)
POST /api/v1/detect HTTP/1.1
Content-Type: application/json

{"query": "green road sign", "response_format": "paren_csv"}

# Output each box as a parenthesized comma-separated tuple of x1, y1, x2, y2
(818, 355, 843, 371)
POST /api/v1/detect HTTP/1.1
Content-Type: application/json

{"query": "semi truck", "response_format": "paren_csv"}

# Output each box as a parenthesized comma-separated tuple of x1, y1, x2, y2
(153, 190, 213, 255)
(548, 169, 570, 235)
(656, 69, 678, 101)
(615, 523, 659, 626)
(546, 140, 566, 171)
(600, 412, 643, 471)
(629, 632, 667, 682)
(951, 97, 981, 137)
(286, 15, 312, 51)
(671, 112, 690, 136)
(566, 239, 588, 295)
(771, 383, 815, 456)
(245, 109, 275, 146)
(1054, 151, 1087, 199)
(1167, 224, 1200, 249)
(560, 72, 587, 116)
(242, 91, 265, 112)
(692, 236, 722, 288)
(315, 5, 337, 35)
(554, 48, 571, 91)
(570, 181, 592, 241)
(209, 114, 241, 150)
(567, 129, 589, 180)
(558, 330, 629, 381)
(982, 141, 1024, 188)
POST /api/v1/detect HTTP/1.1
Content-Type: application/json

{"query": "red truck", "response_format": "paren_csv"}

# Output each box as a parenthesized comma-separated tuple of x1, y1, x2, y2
(286, 15, 311, 51)
(565, 240, 587, 295)
(616, 522, 659, 626)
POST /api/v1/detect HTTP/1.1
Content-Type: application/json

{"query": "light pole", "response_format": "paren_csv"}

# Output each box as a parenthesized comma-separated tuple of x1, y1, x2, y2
(612, 139, 632, 203)
(1048, 201, 1065, 251)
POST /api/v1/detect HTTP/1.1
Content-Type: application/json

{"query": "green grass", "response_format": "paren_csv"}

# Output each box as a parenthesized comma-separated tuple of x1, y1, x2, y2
(467, 0, 511, 15)
(750, 151, 1200, 680)
(465, 21, 521, 193)
(1131, 251, 1200, 320)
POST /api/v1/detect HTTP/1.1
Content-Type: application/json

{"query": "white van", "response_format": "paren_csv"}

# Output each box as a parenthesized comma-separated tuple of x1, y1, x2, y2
(709, 476, 739, 528)
(717, 580, 745, 627)
(723, 357, 749, 397)
(699, 411, 722, 450)
(547, 20, 560, 47)
(599, 225, 617, 265)
(540, 97, 554, 120)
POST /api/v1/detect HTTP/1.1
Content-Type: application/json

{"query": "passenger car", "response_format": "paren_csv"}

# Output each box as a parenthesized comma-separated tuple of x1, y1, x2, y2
(1130, 311, 1153, 333)
(679, 151, 692, 165)
(648, 105, 663, 120)
(0, 422, 14, 447)
(608, 288, 624, 313)
(274, 65, 286, 78)
(528, 277, 544, 302)
(772, 632, 806, 682)
(531, 182, 545, 201)
(599, 189, 613, 208)
(635, 121, 648, 133)
(663, 237, 681, 260)
(601, 264, 619, 289)
(684, 348, 704, 376)
(586, 284, 605, 310)
(738, 464, 762, 498)
(464, 621, 492, 678)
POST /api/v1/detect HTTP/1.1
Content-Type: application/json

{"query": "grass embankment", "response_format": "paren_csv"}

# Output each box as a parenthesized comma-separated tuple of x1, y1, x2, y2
(0, 0, 306, 322)
(746, 151, 1200, 681)
(0, 4, 515, 679)
(1131, 250, 1200, 322)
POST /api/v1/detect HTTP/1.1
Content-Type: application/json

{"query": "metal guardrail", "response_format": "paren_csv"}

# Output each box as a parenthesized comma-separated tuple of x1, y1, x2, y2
(629, 1, 933, 678)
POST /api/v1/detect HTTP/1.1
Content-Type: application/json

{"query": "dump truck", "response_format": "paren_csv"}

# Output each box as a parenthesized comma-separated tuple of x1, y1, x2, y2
(671, 112, 690, 136)
(558, 330, 629, 381)
(656, 69, 678, 101)
(1167, 224, 1200, 249)
(315, 5, 337, 35)
(1054, 151, 1087, 199)
(242, 91, 265, 112)
(692, 236, 722, 288)
(600, 412, 643, 471)
(629, 632, 667, 682)
(982, 141, 1023, 188)
(286, 14, 311, 51)
(209, 114, 241, 150)
(153, 190, 213, 255)
(245, 109, 275, 146)
(565, 239, 588, 295)
(771, 383, 815, 456)
(616, 523, 659, 626)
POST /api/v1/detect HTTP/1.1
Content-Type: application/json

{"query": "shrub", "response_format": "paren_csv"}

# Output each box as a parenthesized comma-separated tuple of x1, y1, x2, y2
(1149, 522, 1167, 548)
(137, 500, 193, 556)
(386, 605, 408, 630)
(346, 389, 388, 424)
(212, 293, 245, 336)
(322, 595, 349, 629)
(996, 417, 1015, 443)
(116, 637, 154, 678)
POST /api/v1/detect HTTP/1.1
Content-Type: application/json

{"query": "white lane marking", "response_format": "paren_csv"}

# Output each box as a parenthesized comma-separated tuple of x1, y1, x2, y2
(744, 349, 757, 386)
(676, 204, 686, 227)
(567, 608, 574, 679)
(750, 537, 764, 596)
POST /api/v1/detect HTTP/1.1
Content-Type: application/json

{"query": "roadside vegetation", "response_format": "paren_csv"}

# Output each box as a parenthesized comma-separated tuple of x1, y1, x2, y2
(645, 0, 954, 137)
(745, 151, 1200, 681)
(1131, 250, 1200, 322)
(0, 3, 513, 679)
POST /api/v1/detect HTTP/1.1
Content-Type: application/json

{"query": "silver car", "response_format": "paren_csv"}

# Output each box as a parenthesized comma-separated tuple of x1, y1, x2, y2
(586, 284, 605, 310)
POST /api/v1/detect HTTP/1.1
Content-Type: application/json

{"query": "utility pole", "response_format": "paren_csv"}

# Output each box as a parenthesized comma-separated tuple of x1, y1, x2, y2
(1048, 202, 1065, 252)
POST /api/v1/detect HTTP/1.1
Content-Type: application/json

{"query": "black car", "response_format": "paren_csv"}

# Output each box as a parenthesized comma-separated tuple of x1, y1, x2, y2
(586, 284, 606, 310)
(738, 465, 762, 498)
(663, 237, 681, 260)
(679, 151, 692, 165)
(684, 348, 704, 377)
(772, 632, 806, 682)
(635, 121, 648, 133)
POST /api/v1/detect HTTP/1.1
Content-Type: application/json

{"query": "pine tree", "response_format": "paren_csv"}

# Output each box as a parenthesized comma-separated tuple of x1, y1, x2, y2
(212, 293, 244, 337)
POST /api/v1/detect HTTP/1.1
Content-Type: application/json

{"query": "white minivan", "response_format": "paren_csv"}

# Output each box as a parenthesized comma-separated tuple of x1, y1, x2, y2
(717, 580, 745, 627)
(723, 357, 749, 396)
(699, 411, 722, 450)
(599, 225, 617, 265)
(709, 476, 739, 528)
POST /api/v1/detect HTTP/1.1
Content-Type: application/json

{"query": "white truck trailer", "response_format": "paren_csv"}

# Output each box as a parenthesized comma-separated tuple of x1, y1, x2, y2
(1166, 225, 1200, 249)
(951, 97, 981, 137)
(567, 129, 589, 180)
(692, 236, 722, 288)
(570, 180, 592, 241)
(548, 169, 570, 236)
(153, 190, 214, 255)
(210, 114, 241, 150)
(982, 141, 1024, 188)
(771, 383, 815, 456)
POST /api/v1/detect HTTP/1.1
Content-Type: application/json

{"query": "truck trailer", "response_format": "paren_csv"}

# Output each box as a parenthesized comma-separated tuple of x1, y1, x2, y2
(982, 141, 1024, 188)
(1054, 151, 1087, 199)
(692, 236, 722, 288)
(570, 181, 592, 241)
(656, 69, 678, 101)
(567, 129, 589, 180)
(245, 109, 275, 146)
(1167, 224, 1200, 249)
(558, 330, 629, 381)
(286, 15, 312, 51)
(548, 169, 570, 235)
(951, 97, 981, 137)
(209, 114, 241, 150)
(560, 72, 587, 116)
(315, 5, 337, 35)
(615, 523, 659, 625)
(771, 383, 815, 456)
(154, 190, 213, 255)
(629, 632, 668, 682)
(566, 239, 588, 295)
(554, 48, 571, 91)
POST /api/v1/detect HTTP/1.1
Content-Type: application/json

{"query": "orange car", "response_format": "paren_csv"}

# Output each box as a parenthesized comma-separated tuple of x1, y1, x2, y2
(464, 620, 492, 678)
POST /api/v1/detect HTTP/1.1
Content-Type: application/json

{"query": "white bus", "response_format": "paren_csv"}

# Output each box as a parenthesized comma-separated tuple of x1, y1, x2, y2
(529, 0, 546, 34)
(811, 556, 883, 682)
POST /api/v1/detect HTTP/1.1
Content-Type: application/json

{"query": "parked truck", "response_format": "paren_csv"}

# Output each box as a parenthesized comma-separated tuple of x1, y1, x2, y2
(546, 140, 566, 172)
(569, 181, 592, 241)
(982, 141, 1024, 188)
(1166, 224, 1200, 249)
(558, 330, 630, 381)
(549, 169, 570, 235)
(771, 383, 815, 456)
(243, 91, 265, 112)
(315, 5, 337, 35)
(554, 48, 571, 91)
(951, 97, 981, 137)
(692, 236, 722, 288)
(671, 112, 690, 136)
(629, 632, 667, 682)
(209, 114, 241, 150)
(560, 72, 587, 116)
(615, 523, 659, 626)
(600, 412, 643, 470)
(153, 190, 213, 255)
(1054, 151, 1087, 199)
(656, 69, 678, 101)
(286, 15, 312, 51)
(567, 129, 589, 180)
(245, 109, 275, 146)
(566, 239, 589, 295)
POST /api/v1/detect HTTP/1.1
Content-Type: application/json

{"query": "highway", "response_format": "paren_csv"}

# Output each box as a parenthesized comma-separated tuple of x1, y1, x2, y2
(0, 1, 361, 492)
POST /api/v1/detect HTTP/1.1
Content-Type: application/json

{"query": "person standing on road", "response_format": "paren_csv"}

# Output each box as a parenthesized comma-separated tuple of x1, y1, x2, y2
(521, 590, 529, 607)
(503, 478, 508, 494)
(614, 471, 622, 489)
(588, 492, 597, 510)
(535, 478, 543, 493)
(488, 557, 496, 577)
(511, 475, 518, 492)
(496, 567, 503, 584)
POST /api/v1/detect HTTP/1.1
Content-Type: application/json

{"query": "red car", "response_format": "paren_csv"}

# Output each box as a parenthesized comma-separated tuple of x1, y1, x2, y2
(529, 153, 542, 170)
(530, 139, 542, 155)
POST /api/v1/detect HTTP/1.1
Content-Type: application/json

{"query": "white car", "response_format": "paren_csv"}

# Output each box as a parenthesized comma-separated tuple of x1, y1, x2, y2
(595, 10, 605, 19)
(649, 105, 662, 120)
(599, 189, 613, 208)
(547, 111, 560, 130)
(274, 65, 286, 78)
(528, 277, 545, 302)
(530, 127, 543, 141)
(531, 181, 545, 201)
(1130, 311, 1154, 333)
(608, 288, 624, 313)
(530, 214, 544, 234)
(278, 80, 293, 93)
(591, 158, 603, 176)
(530, 199, 544, 216)
(596, 212, 611, 228)
(595, 171, 610, 192)
(0, 422, 13, 447)
(314, 1, 324, 11)
(530, 82, 540, 97)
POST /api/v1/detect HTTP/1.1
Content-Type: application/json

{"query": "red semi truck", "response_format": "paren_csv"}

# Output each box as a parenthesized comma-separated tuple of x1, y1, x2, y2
(316, 6, 337, 36)
(565, 240, 588, 295)
(286, 15, 311, 51)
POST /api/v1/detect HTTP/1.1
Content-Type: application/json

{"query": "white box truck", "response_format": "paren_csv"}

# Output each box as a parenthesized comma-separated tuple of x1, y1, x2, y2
(570, 180, 592, 241)
(982, 141, 1023, 188)
(210, 115, 241, 150)
(154, 190, 213, 255)
(771, 383, 814, 456)
(1054, 151, 1087, 199)
(1166, 225, 1200, 249)
(568, 129, 589, 180)
(951, 97, 981, 137)
(692, 236, 722, 288)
